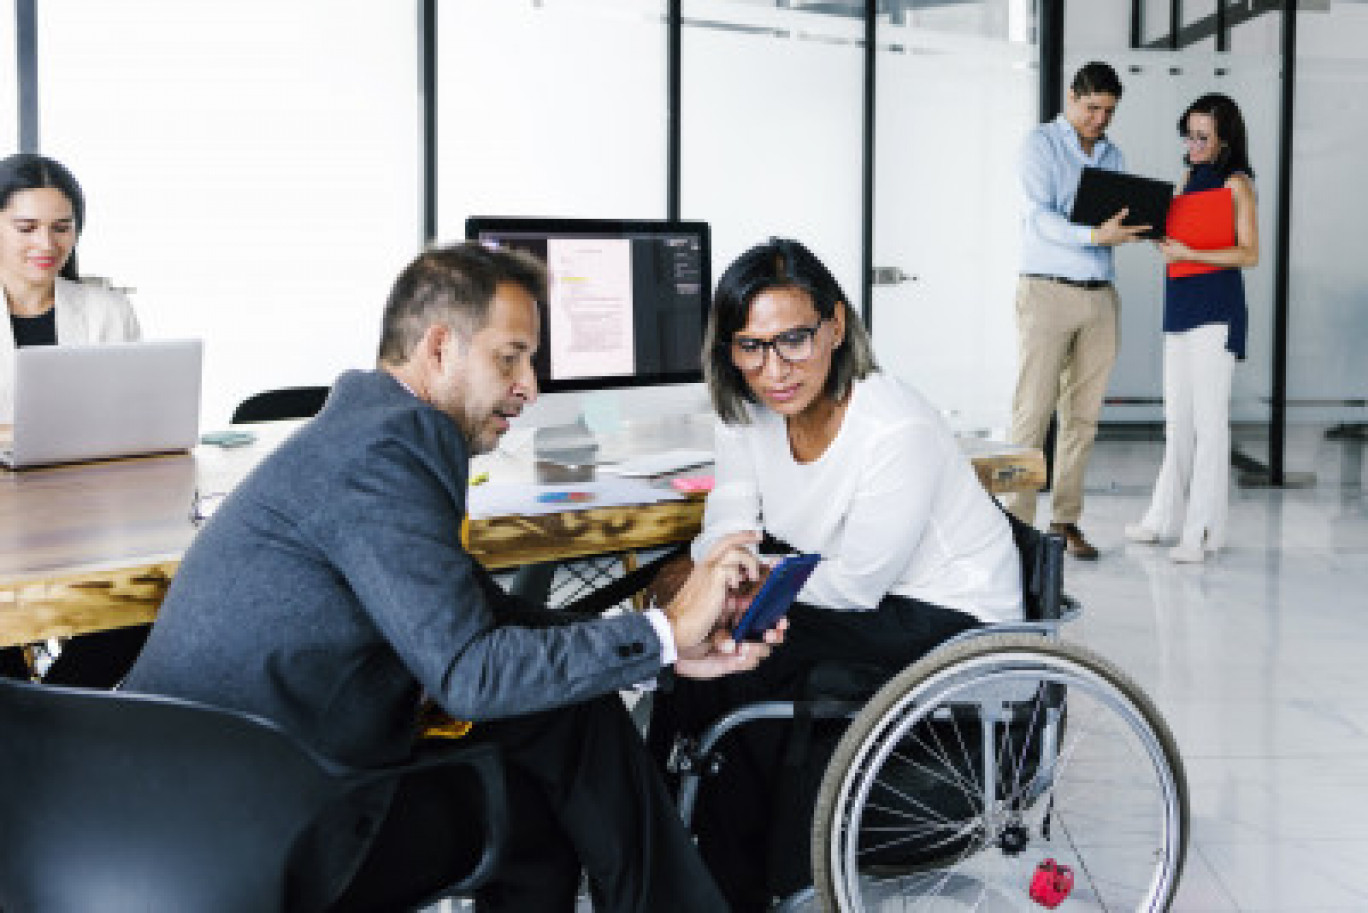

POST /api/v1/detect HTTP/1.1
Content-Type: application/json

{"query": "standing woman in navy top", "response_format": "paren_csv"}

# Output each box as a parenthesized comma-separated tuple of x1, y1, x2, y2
(0, 153, 148, 684)
(1125, 94, 1259, 562)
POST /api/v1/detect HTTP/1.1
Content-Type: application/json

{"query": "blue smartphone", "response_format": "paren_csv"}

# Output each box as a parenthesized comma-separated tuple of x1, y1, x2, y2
(731, 553, 820, 642)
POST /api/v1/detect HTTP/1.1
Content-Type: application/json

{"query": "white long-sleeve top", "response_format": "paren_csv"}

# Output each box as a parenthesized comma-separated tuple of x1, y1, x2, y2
(691, 372, 1022, 624)
(1, 277, 141, 422)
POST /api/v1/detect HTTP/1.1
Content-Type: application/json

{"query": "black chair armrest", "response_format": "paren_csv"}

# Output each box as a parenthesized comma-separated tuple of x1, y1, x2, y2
(347, 741, 507, 897)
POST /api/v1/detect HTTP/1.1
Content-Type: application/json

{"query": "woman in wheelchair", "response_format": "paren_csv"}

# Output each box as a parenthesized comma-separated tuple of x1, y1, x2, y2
(646, 237, 1024, 912)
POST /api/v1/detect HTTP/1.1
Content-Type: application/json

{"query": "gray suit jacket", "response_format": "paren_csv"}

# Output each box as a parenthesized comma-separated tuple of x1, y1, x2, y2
(125, 369, 664, 767)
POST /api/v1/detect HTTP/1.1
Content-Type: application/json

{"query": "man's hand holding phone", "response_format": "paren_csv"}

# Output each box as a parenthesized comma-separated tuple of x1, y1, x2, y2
(674, 621, 788, 680)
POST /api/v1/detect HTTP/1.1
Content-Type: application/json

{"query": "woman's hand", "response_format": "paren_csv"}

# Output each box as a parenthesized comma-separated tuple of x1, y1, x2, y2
(665, 531, 762, 650)
(721, 557, 776, 629)
(1157, 237, 1194, 263)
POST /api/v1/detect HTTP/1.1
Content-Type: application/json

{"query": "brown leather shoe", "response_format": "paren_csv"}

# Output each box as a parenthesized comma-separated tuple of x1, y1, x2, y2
(1049, 523, 1099, 560)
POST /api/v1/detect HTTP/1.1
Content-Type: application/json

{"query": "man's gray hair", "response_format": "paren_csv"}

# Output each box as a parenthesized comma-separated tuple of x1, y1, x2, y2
(377, 242, 546, 365)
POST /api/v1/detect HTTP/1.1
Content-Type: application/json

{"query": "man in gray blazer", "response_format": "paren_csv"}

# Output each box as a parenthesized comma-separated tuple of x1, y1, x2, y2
(125, 243, 775, 912)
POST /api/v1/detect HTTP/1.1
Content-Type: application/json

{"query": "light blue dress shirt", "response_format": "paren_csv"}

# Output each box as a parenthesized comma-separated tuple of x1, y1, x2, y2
(1018, 114, 1126, 281)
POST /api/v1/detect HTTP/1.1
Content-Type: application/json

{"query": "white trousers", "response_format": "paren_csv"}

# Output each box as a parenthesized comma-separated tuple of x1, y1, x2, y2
(1140, 323, 1235, 549)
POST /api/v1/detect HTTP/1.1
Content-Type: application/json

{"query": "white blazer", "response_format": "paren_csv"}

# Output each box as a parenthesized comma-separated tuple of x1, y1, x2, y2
(1, 277, 142, 422)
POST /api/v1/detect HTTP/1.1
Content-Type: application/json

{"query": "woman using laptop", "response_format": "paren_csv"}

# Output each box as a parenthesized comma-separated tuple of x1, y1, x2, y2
(645, 238, 1023, 912)
(0, 153, 147, 687)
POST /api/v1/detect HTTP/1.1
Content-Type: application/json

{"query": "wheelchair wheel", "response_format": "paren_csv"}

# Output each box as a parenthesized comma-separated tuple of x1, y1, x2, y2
(812, 634, 1187, 912)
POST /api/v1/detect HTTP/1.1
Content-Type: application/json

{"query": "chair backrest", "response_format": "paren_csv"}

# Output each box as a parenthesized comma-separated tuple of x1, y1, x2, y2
(995, 500, 1067, 621)
(0, 678, 378, 913)
(231, 386, 330, 424)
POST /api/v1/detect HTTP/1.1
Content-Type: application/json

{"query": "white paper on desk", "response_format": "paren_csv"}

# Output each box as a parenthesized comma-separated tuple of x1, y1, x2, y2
(598, 448, 715, 477)
(466, 479, 683, 519)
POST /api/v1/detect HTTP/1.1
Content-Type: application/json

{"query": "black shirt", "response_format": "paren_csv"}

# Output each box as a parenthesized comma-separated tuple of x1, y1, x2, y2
(10, 308, 58, 347)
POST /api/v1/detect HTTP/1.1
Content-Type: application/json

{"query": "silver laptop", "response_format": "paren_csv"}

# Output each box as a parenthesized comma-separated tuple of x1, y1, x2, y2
(2, 339, 203, 469)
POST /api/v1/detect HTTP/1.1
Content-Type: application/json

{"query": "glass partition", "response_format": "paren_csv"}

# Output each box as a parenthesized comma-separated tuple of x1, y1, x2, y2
(1178, 0, 1220, 53)
(680, 0, 864, 307)
(436, 0, 677, 435)
(1, 1, 16, 153)
(435, 0, 667, 235)
(1067, 48, 1280, 449)
(1288, 8, 1368, 441)
(37, 0, 418, 426)
(871, 3, 1038, 436)
(1065, 0, 1134, 50)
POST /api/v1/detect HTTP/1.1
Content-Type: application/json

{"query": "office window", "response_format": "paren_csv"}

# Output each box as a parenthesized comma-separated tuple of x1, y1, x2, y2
(681, 0, 864, 305)
(435, 0, 668, 237)
(36, 0, 419, 425)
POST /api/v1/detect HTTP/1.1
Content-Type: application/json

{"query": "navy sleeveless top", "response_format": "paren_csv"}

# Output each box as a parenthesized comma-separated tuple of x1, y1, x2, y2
(1163, 163, 1247, 360)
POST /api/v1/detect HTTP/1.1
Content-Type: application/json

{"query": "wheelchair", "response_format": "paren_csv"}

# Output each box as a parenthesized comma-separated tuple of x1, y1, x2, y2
(667, 521, 1189, 912)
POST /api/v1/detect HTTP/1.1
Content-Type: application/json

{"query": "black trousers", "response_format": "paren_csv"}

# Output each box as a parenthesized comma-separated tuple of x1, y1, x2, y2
(647, 595, 980, 913)
(329, 692, 728, 913)
(0, 646, 29, 679)
(0, 625, 149, 688)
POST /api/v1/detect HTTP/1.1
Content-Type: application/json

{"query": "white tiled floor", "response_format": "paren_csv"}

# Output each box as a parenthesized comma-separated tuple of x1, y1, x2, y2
(435, 427, 1368, 911)
(1041, 429, 1368, 911)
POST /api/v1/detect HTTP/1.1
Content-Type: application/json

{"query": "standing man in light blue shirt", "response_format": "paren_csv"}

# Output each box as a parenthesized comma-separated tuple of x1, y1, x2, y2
(1005, 61, 1149, 558)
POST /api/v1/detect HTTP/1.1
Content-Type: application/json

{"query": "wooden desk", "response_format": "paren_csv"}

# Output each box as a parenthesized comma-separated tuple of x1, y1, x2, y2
(0, 423, 1043, 648)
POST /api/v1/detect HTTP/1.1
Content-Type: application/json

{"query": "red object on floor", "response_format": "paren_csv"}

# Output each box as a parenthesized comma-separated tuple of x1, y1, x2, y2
(1029, 858, 1075, 908)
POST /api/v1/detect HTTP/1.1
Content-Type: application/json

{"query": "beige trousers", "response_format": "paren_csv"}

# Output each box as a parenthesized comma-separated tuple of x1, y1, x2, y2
(1005, 276, 1119, 526)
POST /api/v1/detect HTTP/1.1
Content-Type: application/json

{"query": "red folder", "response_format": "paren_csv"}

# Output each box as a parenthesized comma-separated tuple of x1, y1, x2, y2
(1164, 187, 1235, 279)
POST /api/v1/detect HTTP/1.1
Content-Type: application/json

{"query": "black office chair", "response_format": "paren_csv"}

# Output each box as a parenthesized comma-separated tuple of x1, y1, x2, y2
(231, 385, 330, 424)
(0, 677, 506, 913)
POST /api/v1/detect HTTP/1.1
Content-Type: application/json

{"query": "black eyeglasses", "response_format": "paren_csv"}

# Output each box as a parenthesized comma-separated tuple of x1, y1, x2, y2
(730, 320, 826, 371)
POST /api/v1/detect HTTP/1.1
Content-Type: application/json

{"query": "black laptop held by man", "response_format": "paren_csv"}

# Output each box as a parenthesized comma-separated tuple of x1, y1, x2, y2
(1069, 166, 1175, 241)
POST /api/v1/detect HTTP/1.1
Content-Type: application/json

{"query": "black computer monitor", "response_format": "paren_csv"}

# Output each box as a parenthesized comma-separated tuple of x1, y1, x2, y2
(465, 217, 711, 394)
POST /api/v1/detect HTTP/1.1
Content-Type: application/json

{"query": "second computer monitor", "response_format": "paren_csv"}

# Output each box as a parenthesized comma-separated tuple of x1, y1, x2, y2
(465, 217, 711, 393)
